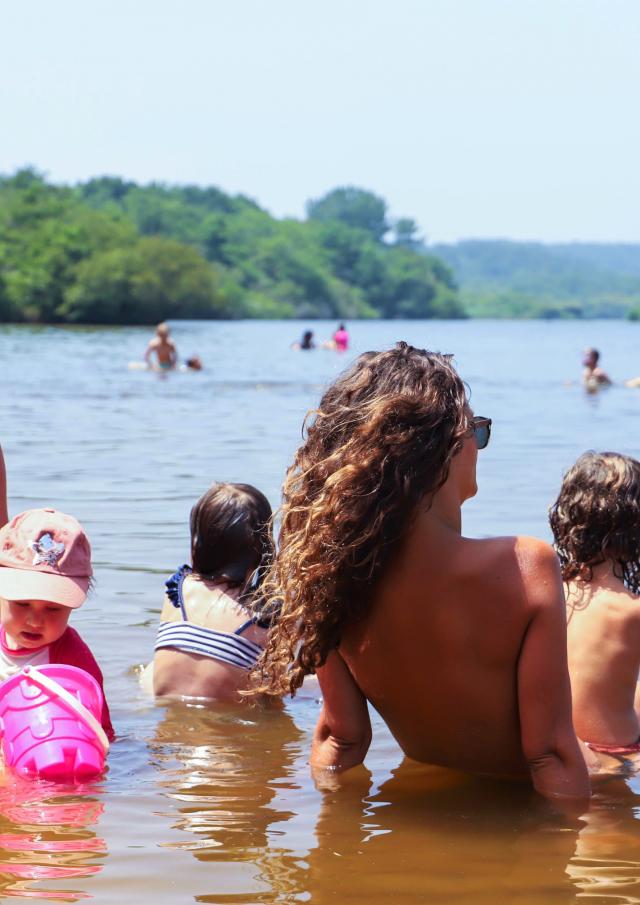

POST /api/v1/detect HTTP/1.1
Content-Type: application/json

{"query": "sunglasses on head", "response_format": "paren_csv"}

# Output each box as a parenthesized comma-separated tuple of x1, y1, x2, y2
(472, 416, 492, 450)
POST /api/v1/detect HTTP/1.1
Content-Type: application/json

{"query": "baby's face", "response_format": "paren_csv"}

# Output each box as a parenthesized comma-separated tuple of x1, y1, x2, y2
(0, 597, 71, 649)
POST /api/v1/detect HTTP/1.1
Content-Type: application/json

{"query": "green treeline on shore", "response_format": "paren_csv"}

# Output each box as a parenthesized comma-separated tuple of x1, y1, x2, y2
(434, 240, 640, 319)
(0, 169, 463, 324)
(3, 169, 639, 324)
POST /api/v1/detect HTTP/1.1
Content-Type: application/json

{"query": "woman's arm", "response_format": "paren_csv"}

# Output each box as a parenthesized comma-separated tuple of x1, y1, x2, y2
(311, 650, 372, 771)
(517, 540, 590, 803)
(0, 443, 8, 528)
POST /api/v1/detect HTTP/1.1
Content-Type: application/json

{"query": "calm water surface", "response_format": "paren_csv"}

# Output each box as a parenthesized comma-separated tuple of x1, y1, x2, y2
(1, 319, 640, 903)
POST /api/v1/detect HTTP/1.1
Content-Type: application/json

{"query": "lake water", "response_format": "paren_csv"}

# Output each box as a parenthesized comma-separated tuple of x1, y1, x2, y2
(1, 318, 640, 903)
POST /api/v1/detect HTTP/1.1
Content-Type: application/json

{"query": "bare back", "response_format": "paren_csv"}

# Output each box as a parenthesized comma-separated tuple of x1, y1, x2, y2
(338, 512, 573, 778)
(566, 573, 640, 746)
(153, 574, 267, 701)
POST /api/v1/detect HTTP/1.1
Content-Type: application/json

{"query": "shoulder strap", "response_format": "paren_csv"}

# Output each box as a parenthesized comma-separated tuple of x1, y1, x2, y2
(234, 617, 256, 636)
(165, 565, 191, 620)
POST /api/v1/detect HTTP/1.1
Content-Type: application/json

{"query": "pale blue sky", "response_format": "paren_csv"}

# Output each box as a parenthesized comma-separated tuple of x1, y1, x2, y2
(2, 0, 639, 242)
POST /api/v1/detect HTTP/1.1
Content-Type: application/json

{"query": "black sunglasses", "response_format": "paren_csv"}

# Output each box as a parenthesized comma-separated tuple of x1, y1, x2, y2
(472, 416, 492, 450)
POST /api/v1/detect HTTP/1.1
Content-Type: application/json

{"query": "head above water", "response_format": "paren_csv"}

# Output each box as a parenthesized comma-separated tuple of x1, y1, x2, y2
(582, 347, 600, 367)
(549, 451, 640, 593)
(189, 482, 274, 592)
(156, 322, 171, 339)
(252, 342, 475, 696)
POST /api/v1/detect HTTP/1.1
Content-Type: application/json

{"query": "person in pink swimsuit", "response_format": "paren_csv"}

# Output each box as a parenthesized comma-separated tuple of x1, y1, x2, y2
(332, 324, 349, 352)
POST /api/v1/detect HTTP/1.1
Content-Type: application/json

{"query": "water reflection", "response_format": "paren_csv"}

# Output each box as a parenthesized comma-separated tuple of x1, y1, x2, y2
(149, 701, 307, 903)
(568, 776, 640, 903)
(307, 759, 582, 904)
(0, 772, 105, 900)
(305, 759, 640, 904)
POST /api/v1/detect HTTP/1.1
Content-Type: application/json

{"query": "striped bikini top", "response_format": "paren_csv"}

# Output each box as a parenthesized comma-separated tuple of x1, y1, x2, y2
(154, 565, 264, 671)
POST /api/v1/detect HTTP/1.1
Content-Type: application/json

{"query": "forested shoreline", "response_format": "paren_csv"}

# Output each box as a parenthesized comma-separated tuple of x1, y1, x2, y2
(0, 170, 462, 324)
(2, 169, 639, 324)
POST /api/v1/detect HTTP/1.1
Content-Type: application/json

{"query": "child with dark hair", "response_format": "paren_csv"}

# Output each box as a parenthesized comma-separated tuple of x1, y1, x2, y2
(150, 482, 275, 701)
(550, 451, 640, 757)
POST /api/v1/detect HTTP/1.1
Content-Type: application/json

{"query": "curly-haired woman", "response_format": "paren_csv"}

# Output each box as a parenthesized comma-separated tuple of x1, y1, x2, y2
(550, 451, 640, 758)
(252, 342, 589, 803)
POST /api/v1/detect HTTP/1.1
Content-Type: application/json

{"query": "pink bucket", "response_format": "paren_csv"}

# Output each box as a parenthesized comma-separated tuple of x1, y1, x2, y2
(0, 664, 109, 780)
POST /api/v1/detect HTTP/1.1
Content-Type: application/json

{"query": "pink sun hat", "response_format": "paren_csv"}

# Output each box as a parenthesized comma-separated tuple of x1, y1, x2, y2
(0, 509, 92, 608)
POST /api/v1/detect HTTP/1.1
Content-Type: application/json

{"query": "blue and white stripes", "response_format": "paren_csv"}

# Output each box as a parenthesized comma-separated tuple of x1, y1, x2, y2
(155, 621, 263, 671)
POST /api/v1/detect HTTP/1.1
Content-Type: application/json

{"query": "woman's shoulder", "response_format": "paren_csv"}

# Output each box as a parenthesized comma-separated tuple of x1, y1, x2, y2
(464, 534, 556, 569)
(462, 535, 560, 606)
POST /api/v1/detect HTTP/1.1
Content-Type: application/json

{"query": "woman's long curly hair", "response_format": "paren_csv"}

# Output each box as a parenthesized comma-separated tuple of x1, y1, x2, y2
(549, 451, 640, 593)
(250, 342, 471, 697)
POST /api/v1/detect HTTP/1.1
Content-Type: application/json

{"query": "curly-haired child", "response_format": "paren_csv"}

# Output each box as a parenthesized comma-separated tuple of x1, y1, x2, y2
(550, 451, 640, 757)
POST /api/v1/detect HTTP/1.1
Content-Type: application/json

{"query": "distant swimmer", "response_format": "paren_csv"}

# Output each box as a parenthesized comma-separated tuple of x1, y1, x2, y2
(332, 323, 349, 352)
(291, 330, 315, 351)
(573, 346, 640, 391)
(321, 324, 350, 352)
(582, 347, 611, 392)
(145, 322, 178, 371)
(181, 356, 203, 372)
(129, 354, 202, 373)
(582, 346, 612, 393)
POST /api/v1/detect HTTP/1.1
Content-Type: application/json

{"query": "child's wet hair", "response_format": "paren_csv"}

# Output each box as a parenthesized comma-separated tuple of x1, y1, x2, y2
(189, 482, 274, 595)
(549, 451, 640, 593)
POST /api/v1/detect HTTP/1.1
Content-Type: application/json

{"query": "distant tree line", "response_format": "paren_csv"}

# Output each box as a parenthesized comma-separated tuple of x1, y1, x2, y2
(0, 169, 464, 324)
(434, 240, 640, 319)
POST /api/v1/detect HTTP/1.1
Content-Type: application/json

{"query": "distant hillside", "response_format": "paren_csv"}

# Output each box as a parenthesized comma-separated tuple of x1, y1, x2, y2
(432, 240, 640, 318)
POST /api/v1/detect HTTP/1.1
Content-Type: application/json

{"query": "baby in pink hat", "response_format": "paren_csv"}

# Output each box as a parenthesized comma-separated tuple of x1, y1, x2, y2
(0, 509, 114, 740)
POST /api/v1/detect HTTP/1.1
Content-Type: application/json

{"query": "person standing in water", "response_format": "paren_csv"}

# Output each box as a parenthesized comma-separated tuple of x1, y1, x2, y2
(145, 323, 178, 371)
(332, 324, 349, 352)
(582, 348, 611, 389)
(250, 343, 589, 805)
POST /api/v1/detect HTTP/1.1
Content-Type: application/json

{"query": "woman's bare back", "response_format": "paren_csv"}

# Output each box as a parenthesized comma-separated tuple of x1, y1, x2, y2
(339, 513, 578, 781)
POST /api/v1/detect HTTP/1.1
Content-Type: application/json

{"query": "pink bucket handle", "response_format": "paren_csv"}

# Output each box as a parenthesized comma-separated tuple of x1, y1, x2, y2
(22, 666, 110, 754)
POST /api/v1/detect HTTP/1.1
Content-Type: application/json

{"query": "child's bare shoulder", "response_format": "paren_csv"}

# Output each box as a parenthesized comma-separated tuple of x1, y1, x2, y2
(602, 584, 640, 627)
